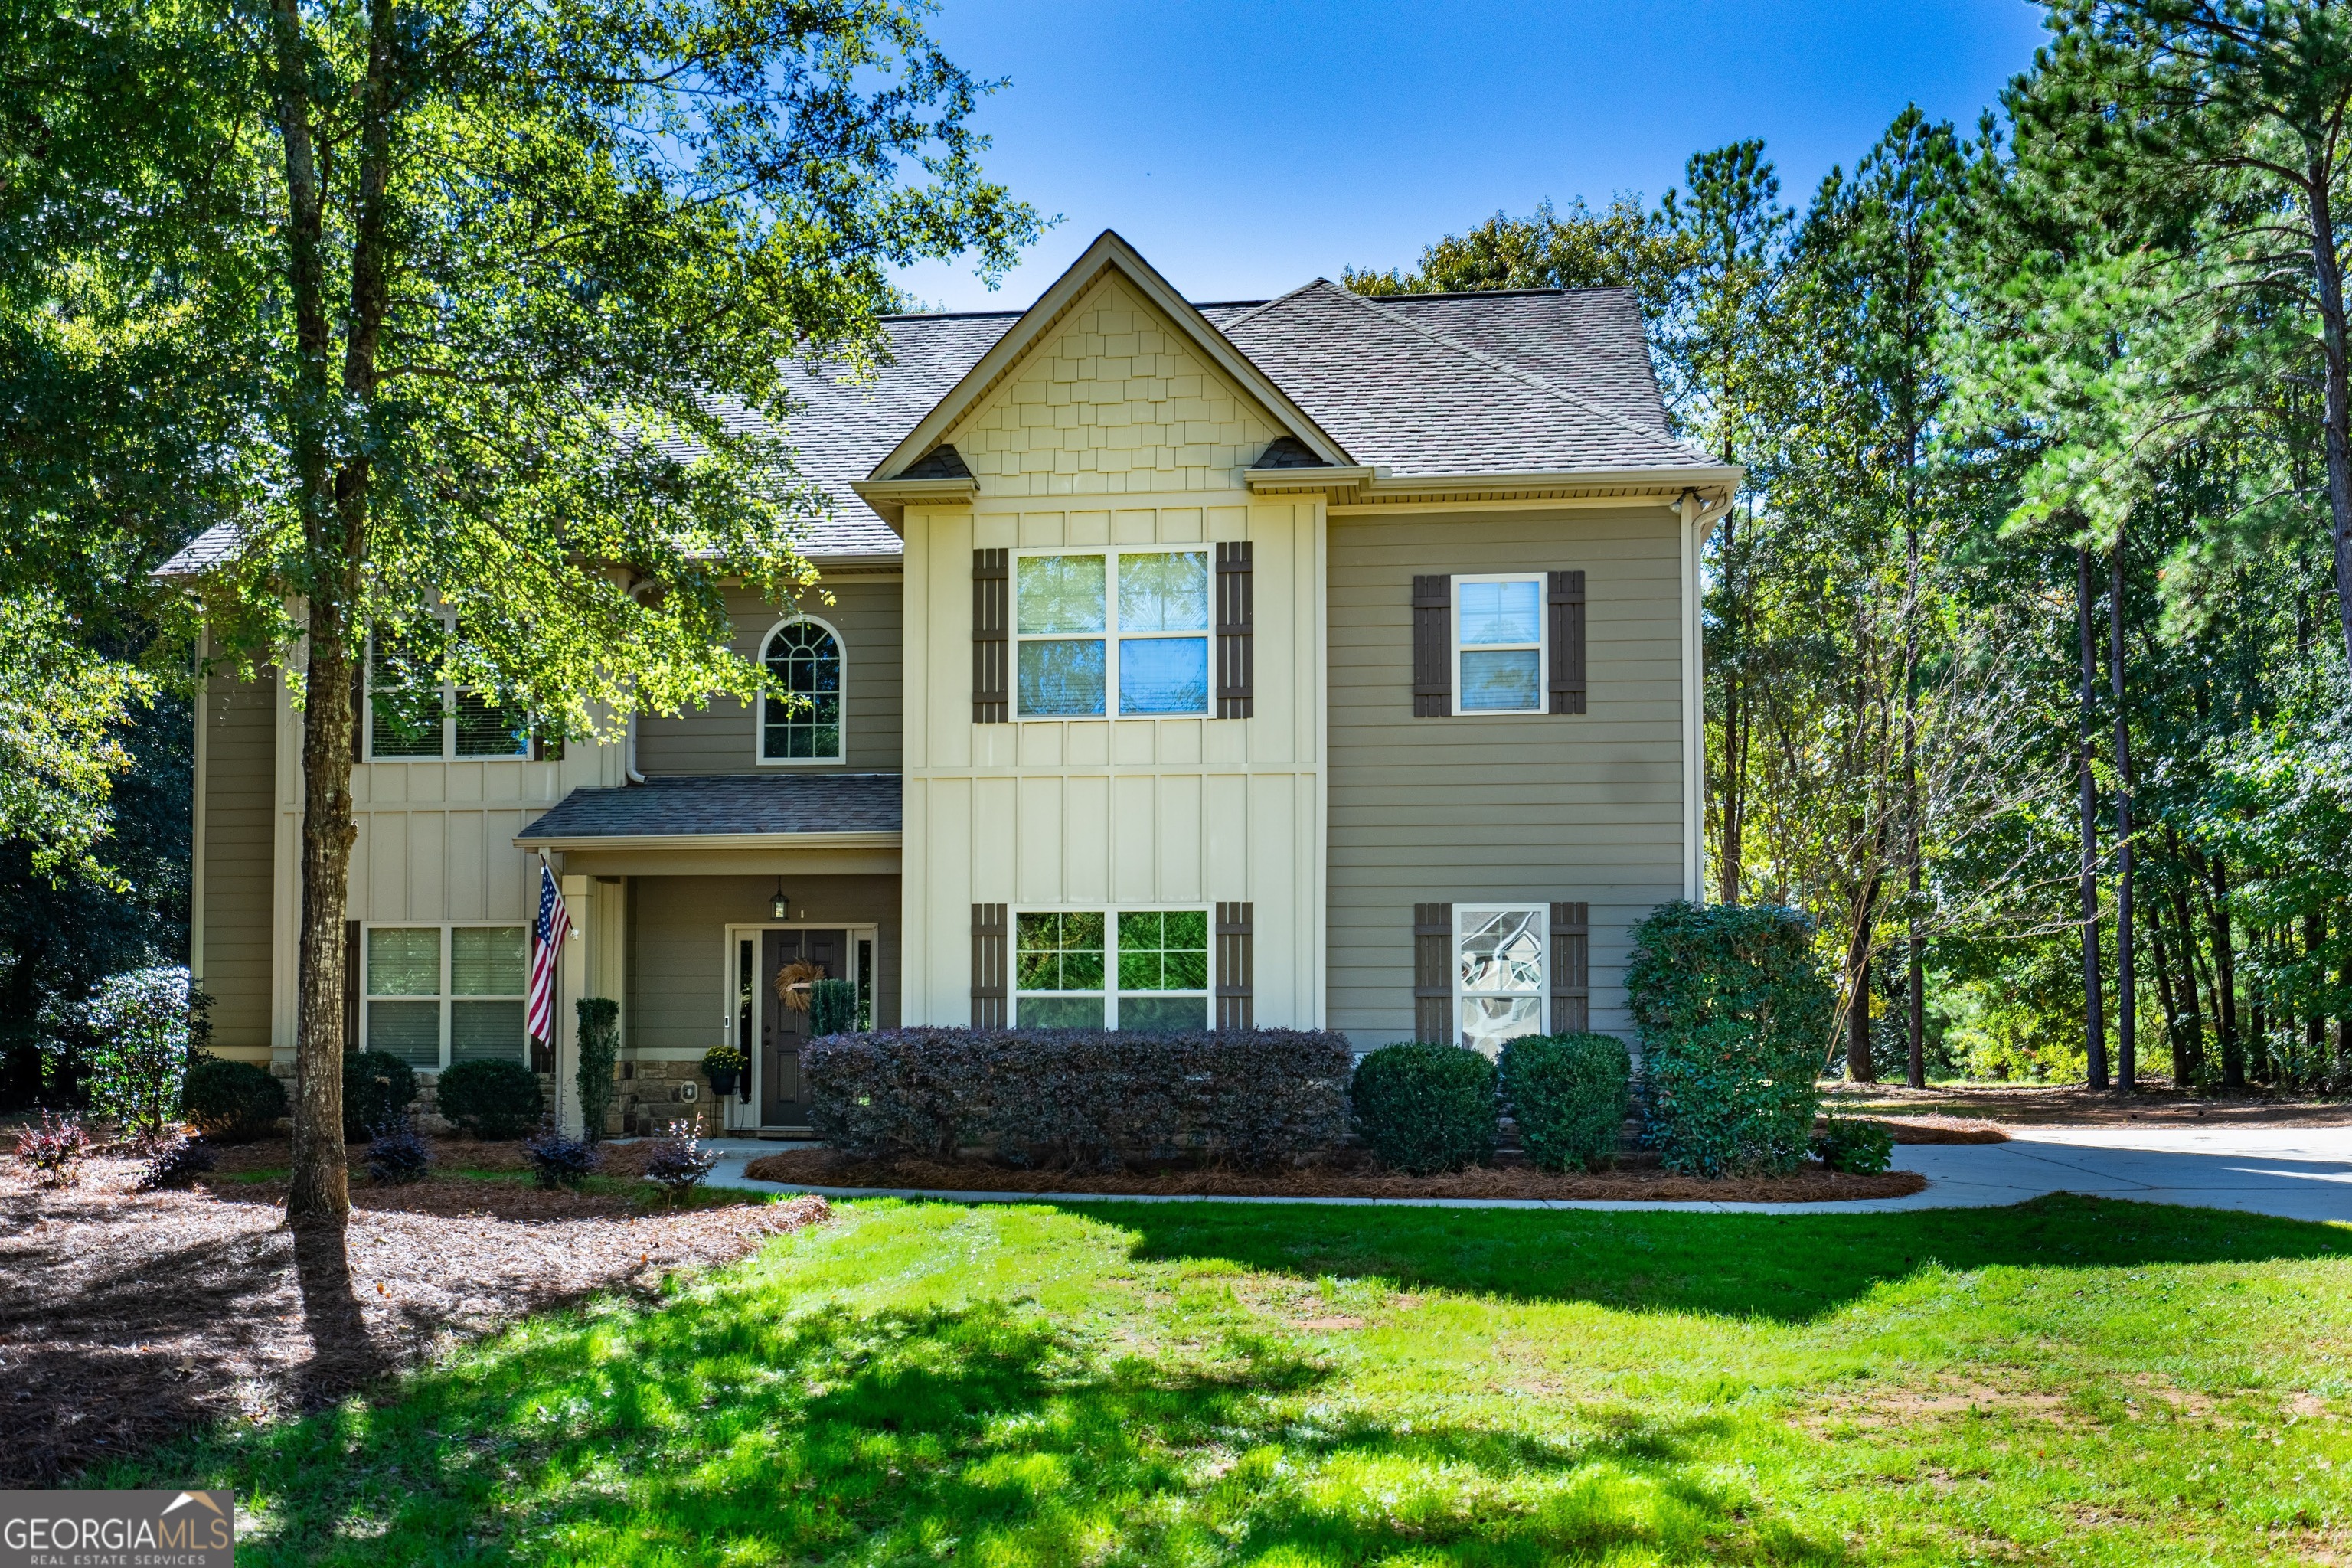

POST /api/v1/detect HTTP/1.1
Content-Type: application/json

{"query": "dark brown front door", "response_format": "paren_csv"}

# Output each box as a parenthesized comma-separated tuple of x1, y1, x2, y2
(762, 928, 844, 1127)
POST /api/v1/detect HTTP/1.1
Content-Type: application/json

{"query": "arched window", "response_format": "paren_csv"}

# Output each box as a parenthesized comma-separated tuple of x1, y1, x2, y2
(761, 620, 843, 762)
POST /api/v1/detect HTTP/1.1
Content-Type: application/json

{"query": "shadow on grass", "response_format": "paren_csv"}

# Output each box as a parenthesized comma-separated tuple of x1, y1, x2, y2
(114, 1295, 1831, 1566)
(1088, 1192, 2352, 1322)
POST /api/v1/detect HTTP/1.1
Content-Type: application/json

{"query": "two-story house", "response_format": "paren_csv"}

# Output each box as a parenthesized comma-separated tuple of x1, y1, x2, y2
(166, 231, 1736, 1135)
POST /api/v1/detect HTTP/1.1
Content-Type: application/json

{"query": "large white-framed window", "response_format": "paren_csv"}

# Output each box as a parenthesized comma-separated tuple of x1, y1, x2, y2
(1455, 904, 1547, 1057)
(758, 616, 844, 763)
(365, 617, 531, 761)
(361, 923, 531, 1070)
(1014, 548, 1210, 718)
(1014, 907, 1210, 1030)
(1452, 573, 1547, 714)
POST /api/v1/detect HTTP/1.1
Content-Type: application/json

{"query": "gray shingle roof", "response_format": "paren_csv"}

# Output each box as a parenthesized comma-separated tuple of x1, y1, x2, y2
(156, 275, 1705, 579)
(517, 773, 901, 841)
(1219, 280, 1713, 477)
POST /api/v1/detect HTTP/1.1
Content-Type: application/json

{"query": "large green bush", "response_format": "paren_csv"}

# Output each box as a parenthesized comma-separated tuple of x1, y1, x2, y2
(181, 1057, 286, 1142)
(342, 1050, 419, 1140)
(1348, 1043, 1497, 1174)
(1500, 1032, 1630, 1173)
(575, 997, 620, 1143)
(83, 965, 195, 1148)
(1625, 901, 1834, 1177)
(434, 1058, 544, 1139)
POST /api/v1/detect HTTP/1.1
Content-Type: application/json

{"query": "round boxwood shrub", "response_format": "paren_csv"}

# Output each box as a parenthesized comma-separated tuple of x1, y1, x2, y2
(1500, 1032, 1630, 1173)
(181, 1057, 287, 1143)
(1625, 900, 1834, 1177)
(342, 1050, 420, 1140)
(1348, 1042, 1497, 1174)
(433, 1059, 544, 1140)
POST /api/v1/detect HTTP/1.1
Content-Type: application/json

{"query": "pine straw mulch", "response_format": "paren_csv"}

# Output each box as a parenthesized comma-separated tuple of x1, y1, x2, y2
(0, 1137, 829, 1488)
(740, 1148, 1928, 1203)
(1820, 1080, 2352, 1129)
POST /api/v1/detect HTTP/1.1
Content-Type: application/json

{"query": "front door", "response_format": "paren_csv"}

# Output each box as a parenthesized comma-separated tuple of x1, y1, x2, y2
(761, 928, 844, 1127)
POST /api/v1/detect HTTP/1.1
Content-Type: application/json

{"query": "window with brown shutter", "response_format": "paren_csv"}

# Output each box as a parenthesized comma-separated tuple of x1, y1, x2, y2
(970, 903, 1008, 1027)
(1547, 570, 1586, 715)
(1215, 543, 1253, 719)
(1413, 902, 1453, 1041)
(1215, 902, 1253, 1029)
(1412, 576, 1451, 717)
(1549, 900, 1591, 1032)
(972, 549, 1008, 723)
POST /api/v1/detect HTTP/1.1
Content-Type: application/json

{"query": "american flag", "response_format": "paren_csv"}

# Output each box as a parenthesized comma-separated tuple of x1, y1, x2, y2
(528, 862, 572, 1042)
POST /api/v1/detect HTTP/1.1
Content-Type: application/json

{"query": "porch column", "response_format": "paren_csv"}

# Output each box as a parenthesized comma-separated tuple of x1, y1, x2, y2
(558, 874, 591, 1136)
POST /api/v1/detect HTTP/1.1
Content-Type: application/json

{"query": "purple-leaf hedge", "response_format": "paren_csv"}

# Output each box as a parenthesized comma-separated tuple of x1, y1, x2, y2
(803, 1028, 1355, 1168)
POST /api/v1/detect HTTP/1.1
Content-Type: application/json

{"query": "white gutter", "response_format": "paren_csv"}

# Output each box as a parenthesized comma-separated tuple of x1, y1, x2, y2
(624, 710, 645, 785)
(513, 829, 902, 853)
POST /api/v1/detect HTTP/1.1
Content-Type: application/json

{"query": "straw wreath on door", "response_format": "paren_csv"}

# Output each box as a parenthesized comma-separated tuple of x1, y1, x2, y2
(775, 960, 825, 1012)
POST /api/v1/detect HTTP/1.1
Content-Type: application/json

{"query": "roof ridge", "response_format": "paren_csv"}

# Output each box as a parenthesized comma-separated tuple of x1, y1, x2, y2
(1306, 281, 1712, 462)
(1370, 285, 1635, 302)
(1213, 277, 1333, 337)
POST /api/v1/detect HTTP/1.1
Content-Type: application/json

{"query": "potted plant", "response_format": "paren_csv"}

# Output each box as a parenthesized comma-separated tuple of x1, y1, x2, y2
(701, 1044, 746, 1098)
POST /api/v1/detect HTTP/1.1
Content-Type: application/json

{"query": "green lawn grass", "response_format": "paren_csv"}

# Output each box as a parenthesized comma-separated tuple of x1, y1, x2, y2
(103, 1194, 2352, 1566)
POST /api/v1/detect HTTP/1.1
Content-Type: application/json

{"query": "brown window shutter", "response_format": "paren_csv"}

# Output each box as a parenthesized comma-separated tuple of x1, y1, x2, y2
(343, 919, 362, 1050)
(1215, 543, 1254, 719)
(970, 903, 1008, 1027)
(1413, 902, 1453, 1043)
(1548, 570, 1586, 715)
(1550, 900, 1590, 1033)
(1413, 576, 1452, 717)
(972, 549, 1008, 723)
(1215, 902, 1254, 1029)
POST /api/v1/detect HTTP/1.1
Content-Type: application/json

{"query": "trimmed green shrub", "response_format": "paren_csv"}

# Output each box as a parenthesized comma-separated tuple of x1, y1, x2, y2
(342, 1050, 419, 1140)
(1500, 1032, 1631, 1173)
(805, 1028, 1354, 1168)
(181, 1057, 287, 1143)
(1625, 900, 1835, 1177)
(808, 978, 858, 1039)
(433, 1058, 544, 1139)
(1348, 1043, 1498, 1174)
(575, 997, 620, 1143)
(1811, 1116, 1895, 1174)
(83, 965, 195, 1148)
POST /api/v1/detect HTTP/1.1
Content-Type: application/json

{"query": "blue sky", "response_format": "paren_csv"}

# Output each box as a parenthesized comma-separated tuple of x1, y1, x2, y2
(891, 0, 2051, 312)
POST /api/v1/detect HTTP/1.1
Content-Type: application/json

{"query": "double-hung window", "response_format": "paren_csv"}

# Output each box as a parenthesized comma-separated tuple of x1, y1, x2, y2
(1015, 908, 1210, 1030)
(1455, 905, 1547, 1056)
(367, 620, 531, 760)
(1015, 550, 1210, 717)
(1453, 574, 1546, 714)
(363, 924, 531, 1068)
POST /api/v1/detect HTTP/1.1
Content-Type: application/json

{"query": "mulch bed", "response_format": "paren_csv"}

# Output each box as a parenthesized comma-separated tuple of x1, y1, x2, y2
(0, 1136, 828, 1487)
(740, 1148, 1929, 1203)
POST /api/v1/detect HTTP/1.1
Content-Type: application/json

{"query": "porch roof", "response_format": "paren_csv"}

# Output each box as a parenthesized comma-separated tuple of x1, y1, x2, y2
(515, 773, 901, 850)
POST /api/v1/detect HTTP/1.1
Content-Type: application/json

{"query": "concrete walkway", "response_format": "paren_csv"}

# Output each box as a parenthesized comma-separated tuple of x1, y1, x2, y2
(690, 1125, 2352, 1222)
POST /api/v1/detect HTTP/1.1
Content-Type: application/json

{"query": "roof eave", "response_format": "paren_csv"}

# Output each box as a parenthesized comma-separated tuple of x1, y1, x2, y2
(1334, 464, 1745, 508)
(844, 475, 978, 533)
(513, 828, 904, 852)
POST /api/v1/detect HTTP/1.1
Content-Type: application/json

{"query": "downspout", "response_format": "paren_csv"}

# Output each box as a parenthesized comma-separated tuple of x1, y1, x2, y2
(623, 576, 652, 784)
(1680, 487, 1735, 906)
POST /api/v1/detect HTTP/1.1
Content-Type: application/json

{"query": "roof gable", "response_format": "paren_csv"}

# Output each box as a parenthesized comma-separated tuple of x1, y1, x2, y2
(867, 230, 1351, 482)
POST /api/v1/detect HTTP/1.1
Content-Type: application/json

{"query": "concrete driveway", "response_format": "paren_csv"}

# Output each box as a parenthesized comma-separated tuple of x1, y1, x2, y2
(695, 1125, 2352, 1220)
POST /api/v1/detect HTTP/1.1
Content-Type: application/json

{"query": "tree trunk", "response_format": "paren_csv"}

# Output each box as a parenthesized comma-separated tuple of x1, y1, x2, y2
(2109, 544, 2135, 1091)
(2159, 864, 2209, 1087)
(2307, 911, 2326, 1057)
(275, 0, 399, 1227)
(2206, 854, 2242, 1088)
(2076, 547, 2108, 1088)
(2146, 905, 2186, 1087)
(1906, 515, 1925, 1089)
(1843, 870, 1883, 1083)
(2304, 152, 2352, 670)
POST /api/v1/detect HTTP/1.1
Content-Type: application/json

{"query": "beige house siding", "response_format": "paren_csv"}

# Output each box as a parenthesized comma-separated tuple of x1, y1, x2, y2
(625, 874, 900, 1058)
(635, 577, 903, 776)
(1326, 504, 1689, 1045)
(197, 668, 277, 1057)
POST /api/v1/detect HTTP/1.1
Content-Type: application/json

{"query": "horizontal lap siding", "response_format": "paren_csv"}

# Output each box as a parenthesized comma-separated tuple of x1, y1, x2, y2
(635, 577, 902, 774)
(201, 669, 276, 1053)
(1327, 507, 1686, 1045)
(626, 874, 900, 1057)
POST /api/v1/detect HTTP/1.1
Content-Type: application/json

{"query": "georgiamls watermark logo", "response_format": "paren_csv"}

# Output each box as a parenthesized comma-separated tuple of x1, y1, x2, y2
(0, 1489, 234, 1566)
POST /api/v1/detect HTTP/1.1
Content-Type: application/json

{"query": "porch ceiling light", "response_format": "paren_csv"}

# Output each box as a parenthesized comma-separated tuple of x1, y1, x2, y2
(770, 879, 791, 922)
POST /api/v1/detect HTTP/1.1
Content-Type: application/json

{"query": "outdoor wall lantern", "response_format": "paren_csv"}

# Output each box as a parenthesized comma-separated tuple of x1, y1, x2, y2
(770, 878, 792, 922)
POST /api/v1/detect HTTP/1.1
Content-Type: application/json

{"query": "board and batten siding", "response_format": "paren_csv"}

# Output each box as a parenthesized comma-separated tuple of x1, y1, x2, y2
(625, 874, 900, 1057)
(195, 668, 278, 1058)
(1326, 504, 1689, 1045)
(634, 576, 903, 775)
